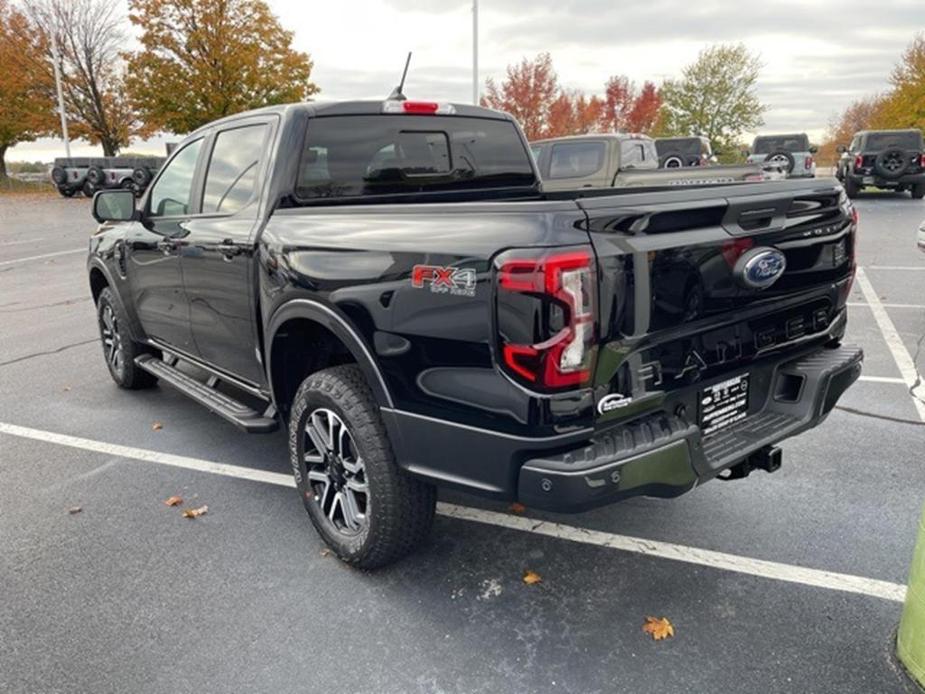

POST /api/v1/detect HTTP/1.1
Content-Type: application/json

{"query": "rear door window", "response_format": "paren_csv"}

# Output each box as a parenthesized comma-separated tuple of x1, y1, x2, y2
(295, 115, 535, 201)
(619, 139, 657, 169)
(548, 141, 605, 179)
(202, 123, 269, 214)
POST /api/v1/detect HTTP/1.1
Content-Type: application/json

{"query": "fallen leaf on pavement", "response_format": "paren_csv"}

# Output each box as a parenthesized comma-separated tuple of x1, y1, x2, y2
(163, 495, 183, 507)
(182, 505, 208, 519)
(509, 502, 526, 514)
(152, 422, 163, 431)
(62, 386, 71, 392)
(320, 548, 332, 558)
(642, 616, 675, 641)
(68, 506, 82, 514)
(522, 569, 543, 585)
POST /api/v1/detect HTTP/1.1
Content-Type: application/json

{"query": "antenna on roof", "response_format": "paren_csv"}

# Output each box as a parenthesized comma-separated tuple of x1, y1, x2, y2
(387, 52, 412, 101)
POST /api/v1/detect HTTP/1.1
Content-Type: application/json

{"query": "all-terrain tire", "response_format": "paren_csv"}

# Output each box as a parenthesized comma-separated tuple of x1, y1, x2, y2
(96, 287, 158, 389)
(911, 183, 925, 200)
(289, 365, 436, 569)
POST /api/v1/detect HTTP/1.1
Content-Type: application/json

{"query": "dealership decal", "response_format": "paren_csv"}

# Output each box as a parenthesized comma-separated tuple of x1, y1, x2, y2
(411, 265, 477, 297)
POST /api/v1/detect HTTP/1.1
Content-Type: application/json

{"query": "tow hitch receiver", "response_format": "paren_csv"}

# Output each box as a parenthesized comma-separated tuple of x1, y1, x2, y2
(719, 446, 782, 481)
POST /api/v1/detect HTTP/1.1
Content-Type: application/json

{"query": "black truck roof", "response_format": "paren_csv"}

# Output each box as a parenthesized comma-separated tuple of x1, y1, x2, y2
(189, 100, 515, 136)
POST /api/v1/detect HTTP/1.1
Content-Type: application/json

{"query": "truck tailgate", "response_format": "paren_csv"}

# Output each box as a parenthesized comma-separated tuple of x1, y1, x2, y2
(580, 179, 856, 430)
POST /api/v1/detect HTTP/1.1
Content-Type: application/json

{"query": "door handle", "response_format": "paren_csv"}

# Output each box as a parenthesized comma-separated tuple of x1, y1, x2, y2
(216, 240, 243, 258)
(156, 238, 176, 254)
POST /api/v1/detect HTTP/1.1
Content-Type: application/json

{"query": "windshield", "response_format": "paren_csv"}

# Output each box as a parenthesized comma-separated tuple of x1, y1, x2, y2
(865, 131, 923, 151)
(295, 115, 536, 201)
(753, 135, 810, 154)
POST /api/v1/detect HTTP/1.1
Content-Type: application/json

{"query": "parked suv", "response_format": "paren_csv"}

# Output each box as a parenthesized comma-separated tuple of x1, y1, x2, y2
(836, 129, 925, 199)
(747, 133, 816, 178)
(654, 136, 715, 168)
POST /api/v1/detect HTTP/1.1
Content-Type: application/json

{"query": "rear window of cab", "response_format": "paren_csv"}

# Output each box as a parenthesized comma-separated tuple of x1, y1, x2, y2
(294, 115, 535, 201)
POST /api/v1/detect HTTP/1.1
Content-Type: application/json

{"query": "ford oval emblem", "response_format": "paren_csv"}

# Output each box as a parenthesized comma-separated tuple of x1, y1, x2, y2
(734, 247, 787, 290)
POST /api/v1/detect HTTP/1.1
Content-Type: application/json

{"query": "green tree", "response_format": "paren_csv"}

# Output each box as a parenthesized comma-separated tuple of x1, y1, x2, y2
(125, 0, 319, 134)
(0, 0, 55, 180)
(660, 44, 766, 150)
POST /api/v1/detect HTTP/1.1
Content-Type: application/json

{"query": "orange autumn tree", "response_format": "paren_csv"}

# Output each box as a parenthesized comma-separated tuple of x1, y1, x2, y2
(482, 54, 662, 140)
(482, 53, 560, 140)
(0, 0, 55, 179)
(125, 0, 319, 134)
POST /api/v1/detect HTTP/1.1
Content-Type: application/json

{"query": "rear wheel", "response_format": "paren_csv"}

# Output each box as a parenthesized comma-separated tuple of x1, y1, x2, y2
(96, 287, 158, 389)
(82, 181, 96, 198)
(662, 154, 684, 168)
(289, 365, 436, 569)
(912, 183, 925, 200)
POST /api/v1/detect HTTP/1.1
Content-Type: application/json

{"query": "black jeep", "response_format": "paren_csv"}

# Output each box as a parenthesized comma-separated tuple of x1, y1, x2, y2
(836, 129, 925, 199)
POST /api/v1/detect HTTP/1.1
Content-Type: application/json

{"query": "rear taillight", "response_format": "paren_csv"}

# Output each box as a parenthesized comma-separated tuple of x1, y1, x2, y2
(805, 156, 814, 169)
(382, 100, 456, 115)
(496, 248, 596, 389)
(919, 153, 925, 169)
(854, 154, 864, 171)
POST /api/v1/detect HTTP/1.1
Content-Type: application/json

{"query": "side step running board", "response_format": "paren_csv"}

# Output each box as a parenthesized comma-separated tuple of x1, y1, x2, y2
(135, 355, 278, 433)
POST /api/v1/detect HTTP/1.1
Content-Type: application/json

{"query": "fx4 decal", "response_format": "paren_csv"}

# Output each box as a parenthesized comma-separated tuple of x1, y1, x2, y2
(411, 265, 477, 298)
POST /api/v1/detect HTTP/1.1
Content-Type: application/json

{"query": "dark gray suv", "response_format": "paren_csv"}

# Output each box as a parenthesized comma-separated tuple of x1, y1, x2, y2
(836, 129, 925, 199)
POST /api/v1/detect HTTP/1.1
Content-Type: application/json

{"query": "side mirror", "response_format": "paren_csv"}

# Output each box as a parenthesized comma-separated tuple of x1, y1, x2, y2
(92, 189, 136, 223)
(836, 145, 847, 154)
(809, 145, 819, 154)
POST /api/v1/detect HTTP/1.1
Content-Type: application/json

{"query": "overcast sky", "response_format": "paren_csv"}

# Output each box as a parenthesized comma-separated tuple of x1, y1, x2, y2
(10, 0, 923, 161)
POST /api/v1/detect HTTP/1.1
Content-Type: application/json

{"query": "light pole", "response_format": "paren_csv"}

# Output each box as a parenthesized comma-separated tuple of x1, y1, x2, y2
(472, 0, 479, 105)
(50, 34, 71, 159)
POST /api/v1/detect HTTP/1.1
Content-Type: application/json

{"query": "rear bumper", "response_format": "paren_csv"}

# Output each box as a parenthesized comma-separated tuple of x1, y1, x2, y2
(846, 171, 925, 187)
(517, 343, 862, 512)
(384, 342, 863, 513)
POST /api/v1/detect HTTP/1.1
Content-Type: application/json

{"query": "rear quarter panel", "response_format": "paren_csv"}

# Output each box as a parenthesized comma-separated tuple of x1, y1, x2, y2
(259, 201, 592, 436)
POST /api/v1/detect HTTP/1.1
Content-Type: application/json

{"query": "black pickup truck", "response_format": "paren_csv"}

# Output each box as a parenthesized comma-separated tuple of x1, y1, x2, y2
(87, 99, 862, 568)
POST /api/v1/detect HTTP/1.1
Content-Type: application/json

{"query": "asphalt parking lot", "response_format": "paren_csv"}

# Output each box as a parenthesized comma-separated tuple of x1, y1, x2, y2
(1, 190, 924, 694)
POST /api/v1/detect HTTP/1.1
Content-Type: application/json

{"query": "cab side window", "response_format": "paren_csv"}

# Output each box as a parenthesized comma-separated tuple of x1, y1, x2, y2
(149, 139, 203, 217)
(202, 124, 269, 214)
(549, 142, 605, 179)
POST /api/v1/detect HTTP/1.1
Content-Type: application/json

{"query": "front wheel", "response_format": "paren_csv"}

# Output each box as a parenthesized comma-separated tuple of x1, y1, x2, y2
(96, 287, 158, 389)
(289, 365, 436, 569)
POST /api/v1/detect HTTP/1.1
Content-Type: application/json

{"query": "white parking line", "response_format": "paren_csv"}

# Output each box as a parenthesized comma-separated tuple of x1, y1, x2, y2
(848, 301, 925, 310)
(0, 420, 907, 604)
(0, 249, 85, 267)
(0, 237, 44, 246)
(865, 265, 925, 271)
(858, 375, 907, 384)
(855, 267, 925, 422)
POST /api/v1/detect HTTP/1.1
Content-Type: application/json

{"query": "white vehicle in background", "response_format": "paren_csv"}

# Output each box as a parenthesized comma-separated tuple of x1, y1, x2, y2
(746, 133, 817, 179)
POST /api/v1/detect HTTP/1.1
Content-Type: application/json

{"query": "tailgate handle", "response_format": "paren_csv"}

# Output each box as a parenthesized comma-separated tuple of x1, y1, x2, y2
(737, 207, 776, 229)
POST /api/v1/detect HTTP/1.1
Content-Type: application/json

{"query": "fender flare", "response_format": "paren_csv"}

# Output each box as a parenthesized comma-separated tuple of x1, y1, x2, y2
(87, 256, 145, 343)
(265, 298, 394, 409)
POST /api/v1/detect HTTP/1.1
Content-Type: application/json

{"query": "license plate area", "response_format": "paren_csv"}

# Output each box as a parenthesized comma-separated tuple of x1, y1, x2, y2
(700, 373, 750, 436)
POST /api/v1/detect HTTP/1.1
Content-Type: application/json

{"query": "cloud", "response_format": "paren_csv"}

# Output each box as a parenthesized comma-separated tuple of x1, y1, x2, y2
(8, 0, 919, 160)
